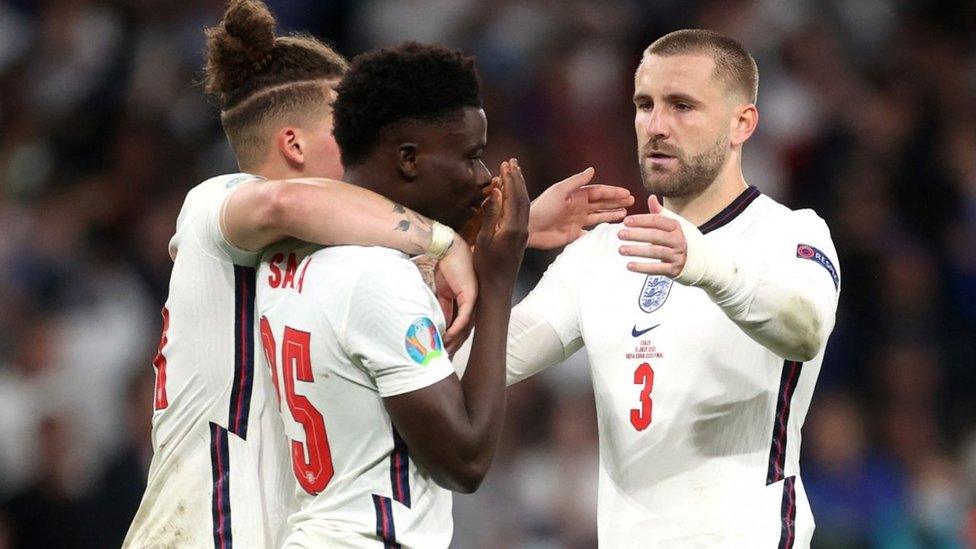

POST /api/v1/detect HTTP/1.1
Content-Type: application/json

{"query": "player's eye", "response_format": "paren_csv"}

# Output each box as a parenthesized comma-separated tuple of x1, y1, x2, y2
(674, 103, 692, 112)
(636, 101, 652, 112)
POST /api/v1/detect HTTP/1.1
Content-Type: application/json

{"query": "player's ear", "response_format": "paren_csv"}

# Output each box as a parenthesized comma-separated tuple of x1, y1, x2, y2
(730, 103, 758, 146)
(276, 127, 306, 169)
(397, 142, 419, 182)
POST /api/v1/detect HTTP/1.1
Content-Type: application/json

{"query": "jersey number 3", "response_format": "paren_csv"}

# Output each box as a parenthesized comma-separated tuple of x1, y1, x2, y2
(630, 362, 655, 431)
(260, 317, 334, 495)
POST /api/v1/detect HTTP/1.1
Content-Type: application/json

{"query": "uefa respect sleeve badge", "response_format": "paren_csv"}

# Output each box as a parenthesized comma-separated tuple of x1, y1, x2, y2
(404, 317, 444, 365)
(796, 243, 839, 290)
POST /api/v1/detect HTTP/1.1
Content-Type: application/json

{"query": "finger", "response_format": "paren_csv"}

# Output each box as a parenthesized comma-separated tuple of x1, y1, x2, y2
(477, 184, 503, 247)
(617, 228, 681, 248)
(647, 195, 663, 214)
(617, 227, 680, 247)
(554, 167, 596, 191)
(622, 213, 679, 231)
(618, 244, 677, 261)
(583, 184, 634, 203)
(444, 297, 473, 343)
(584, 208, 628, 226)
(451, 293, 474, 335)
(507, 158, 531, 228)
(625, 260, 679, 277)
(588, 194, 636, 211)
(496, 161, 516, 230)
(446, 321, 473, 356)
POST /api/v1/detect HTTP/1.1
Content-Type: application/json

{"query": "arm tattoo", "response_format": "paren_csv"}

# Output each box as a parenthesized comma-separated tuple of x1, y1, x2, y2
(392, 203, 406, 214)
(395, 220, 411, 232)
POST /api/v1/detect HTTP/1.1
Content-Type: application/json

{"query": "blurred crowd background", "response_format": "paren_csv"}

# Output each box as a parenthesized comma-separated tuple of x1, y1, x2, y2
(0, 0, 974, 547)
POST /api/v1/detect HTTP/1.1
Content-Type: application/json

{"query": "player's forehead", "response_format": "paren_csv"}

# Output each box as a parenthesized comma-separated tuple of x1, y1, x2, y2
(430, 107, 487, 149)
(386, 107, 486, 157)
(634, 53, 721, 100)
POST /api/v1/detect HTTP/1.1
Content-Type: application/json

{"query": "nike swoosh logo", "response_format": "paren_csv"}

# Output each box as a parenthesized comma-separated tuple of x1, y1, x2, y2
(631, 324, 661, 337)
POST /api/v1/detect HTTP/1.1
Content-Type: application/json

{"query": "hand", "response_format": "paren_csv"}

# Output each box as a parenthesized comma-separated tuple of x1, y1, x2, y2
(617, 195, 688, 277)
(527, 167, 634, 249)
(436, 234, 477, 353)
(474, 158, 530, 287)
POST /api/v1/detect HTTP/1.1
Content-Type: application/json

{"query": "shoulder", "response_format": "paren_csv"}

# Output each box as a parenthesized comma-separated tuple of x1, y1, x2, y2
(747, 194, 832, 240)
(302, 246, 428, 298)
(177, 173, 258, 227)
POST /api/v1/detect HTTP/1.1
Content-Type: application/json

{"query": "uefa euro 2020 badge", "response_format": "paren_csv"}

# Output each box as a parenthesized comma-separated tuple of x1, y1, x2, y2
(639, 275, 673, 313)
(405, 317, 444, 366)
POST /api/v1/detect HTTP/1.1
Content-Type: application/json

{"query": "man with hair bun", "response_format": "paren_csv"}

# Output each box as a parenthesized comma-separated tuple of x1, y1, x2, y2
(124, 1, 631, 547)
(459, 29, 841, 547)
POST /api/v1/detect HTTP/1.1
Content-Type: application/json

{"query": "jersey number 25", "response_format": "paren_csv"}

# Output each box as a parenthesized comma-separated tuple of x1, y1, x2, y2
(260, 317, 334, 495)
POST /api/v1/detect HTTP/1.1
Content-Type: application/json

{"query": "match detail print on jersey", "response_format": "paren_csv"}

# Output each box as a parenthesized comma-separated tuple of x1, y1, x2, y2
(228, 265, 256, 439)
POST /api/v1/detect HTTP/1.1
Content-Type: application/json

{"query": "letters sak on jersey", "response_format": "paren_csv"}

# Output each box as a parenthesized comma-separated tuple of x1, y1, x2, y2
(404, 317, 444, 366)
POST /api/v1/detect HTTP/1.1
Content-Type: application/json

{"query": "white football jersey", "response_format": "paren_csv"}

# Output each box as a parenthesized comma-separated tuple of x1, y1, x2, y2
(125, 174, 294, 549)
(255, 244, 456, 548)
(513, 187, 840, 548)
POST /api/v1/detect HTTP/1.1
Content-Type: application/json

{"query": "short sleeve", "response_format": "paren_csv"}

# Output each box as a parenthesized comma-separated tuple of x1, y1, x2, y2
(342, 258, 455, 397)
(183, 176, 262, 267)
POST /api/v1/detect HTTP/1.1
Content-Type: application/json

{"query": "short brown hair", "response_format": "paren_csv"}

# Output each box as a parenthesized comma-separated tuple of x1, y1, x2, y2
(203, 0, 348, 169)
(644, 29, 758, 104)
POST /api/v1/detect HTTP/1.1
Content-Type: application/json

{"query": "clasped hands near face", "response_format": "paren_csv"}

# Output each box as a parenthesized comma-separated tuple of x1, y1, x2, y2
(435, 160, 636, 354)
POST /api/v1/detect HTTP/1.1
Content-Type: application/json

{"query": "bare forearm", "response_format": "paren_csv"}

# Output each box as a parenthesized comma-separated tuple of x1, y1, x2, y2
(227, 178, 434, 253)
(454, 285, 513, 472)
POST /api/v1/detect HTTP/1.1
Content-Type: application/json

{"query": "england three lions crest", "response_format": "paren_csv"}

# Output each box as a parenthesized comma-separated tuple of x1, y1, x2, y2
(639, 275, 673, 313)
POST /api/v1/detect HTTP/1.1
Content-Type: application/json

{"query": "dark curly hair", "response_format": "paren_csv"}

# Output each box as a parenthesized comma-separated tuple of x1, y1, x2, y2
(203, 0, 347, 168)
(333, 42, 482, 167)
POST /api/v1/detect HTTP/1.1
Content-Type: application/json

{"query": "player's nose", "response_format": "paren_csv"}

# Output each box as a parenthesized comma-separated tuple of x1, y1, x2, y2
(645, 107, 670, 139)
(474, 159, 491, 187)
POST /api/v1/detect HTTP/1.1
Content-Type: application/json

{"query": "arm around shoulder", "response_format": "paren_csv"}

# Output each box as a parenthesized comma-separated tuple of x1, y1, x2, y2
(220, 177, 438, 255)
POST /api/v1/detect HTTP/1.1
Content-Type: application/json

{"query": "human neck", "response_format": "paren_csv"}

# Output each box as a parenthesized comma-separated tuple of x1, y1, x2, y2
(341, 163, 391, 194)
(248, 160, 303, 181)
(662, 155, 748, 227)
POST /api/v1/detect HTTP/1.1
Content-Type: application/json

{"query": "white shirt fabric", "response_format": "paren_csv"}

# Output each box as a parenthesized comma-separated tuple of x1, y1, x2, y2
(125, 174, 294, 549)
(501, 188, 840, 548)
(255, 243, 456, 548)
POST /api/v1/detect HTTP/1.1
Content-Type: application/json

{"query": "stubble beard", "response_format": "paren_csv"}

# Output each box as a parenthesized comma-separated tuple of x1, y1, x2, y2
(639, 133, 729, 198)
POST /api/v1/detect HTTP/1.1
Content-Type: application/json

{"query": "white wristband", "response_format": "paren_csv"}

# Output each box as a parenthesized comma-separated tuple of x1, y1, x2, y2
(659, 207, 737, 293)
(427, 222, 455, 260)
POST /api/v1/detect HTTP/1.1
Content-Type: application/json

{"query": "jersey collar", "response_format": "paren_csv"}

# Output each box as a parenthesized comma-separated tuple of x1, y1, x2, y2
(698, 185, 762, 235)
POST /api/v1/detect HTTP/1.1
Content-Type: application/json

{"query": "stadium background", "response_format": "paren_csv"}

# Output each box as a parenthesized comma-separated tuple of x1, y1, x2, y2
(0, 0, 974, 547)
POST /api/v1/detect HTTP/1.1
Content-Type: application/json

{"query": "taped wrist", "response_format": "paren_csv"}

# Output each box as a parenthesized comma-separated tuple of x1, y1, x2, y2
(426, 222, 455, 260)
